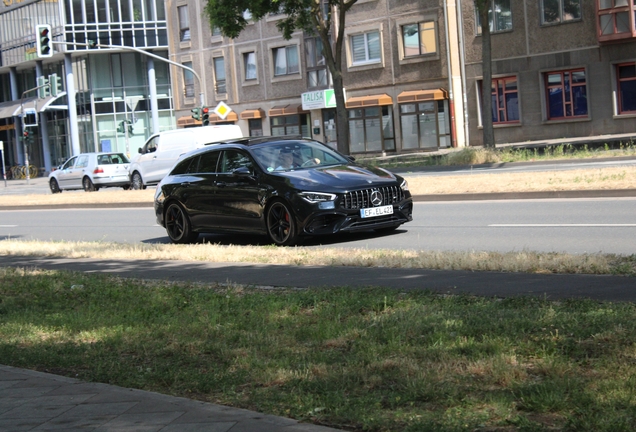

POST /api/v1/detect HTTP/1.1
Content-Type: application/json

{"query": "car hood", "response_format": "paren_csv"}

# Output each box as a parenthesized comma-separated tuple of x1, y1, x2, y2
(273, 164, 402, 191)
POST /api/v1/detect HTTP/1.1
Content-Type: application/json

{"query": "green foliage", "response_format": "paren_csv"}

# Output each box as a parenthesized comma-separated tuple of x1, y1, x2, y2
(3, 268, 636, 431)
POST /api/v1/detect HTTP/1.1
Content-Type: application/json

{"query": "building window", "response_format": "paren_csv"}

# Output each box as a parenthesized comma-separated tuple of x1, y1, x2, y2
(249, 118, 263, 136)
(545, 69, 587, 119)
(400, 101, 450, 150)
(183, 61, 194, 98)
(213, 57, 226, 94)
(617, 63, 636, 113)
(348, 106, 395, 153)
(212, 26, 222, 37)
(350, 31, 381, 65)
(271, 114, 309, 136)
(476, 0, 513, 34)
(178, 6, 190, 41)
(483, 76, 520, 123)
(305, 37, 328, 88)
(244, 52, 257, 80)
(273, 46, 299, 76)
(597, 0, 635, 39)
(541, 0, 581, 25)
(402, 21, 437, 57)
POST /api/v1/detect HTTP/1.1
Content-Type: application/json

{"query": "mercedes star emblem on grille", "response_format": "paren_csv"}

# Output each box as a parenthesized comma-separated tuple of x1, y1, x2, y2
(370, 190, 383, 206)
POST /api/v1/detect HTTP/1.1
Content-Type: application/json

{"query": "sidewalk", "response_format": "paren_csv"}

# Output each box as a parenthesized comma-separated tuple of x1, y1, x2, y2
(0, 365, 341, 432)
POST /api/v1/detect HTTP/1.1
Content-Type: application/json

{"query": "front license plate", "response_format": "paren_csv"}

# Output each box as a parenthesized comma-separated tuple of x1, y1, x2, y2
(360, 205, 393, 218)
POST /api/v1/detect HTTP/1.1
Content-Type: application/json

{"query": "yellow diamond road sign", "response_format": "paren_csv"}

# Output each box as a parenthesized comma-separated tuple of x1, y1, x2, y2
(213, 101, 232, 120)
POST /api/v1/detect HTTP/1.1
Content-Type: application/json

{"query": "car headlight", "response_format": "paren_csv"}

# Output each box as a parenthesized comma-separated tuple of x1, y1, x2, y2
(299, 192, 337, 203)
(299, 192, 337, 209)
(154, 188, 165, 203)
(400, 179, 409, 191)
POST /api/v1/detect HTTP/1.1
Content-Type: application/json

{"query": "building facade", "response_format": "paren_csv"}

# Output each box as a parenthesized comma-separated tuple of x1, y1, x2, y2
(462, 0, 636, 147)
(0, 0, 176, 174)
(166, 0, 465, 155)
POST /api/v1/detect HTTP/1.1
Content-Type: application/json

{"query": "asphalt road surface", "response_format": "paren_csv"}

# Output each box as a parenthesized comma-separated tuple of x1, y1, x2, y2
(2, 198, 635, 254)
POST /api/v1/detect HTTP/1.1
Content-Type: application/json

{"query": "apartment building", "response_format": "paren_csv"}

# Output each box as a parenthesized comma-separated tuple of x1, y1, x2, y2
(167, 0, 465, 155)
(462, 0, 636, 147)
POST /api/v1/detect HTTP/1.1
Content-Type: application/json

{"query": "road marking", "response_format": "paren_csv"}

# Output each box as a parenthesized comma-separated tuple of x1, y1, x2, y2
(0, 225, 18, 227)
(489, 224, 636, 227)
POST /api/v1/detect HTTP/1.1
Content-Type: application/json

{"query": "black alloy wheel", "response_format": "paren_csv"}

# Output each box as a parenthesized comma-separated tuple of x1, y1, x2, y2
(165, 202, 199, 244)
(49, 178, 62, 194)
(267, 200, 299, 246)
(132, 172, 146, 190)
(83, 176, 97, 192)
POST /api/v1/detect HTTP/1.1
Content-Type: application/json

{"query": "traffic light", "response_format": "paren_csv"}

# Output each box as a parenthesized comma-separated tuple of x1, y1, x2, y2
(35, 24, 52, 58)
(49, 73, 63, 97)
(127, 121, 134, 135)
(37, 76, 50, 99)
(202, 106, 210, 126)
(191, 107, 201, 121)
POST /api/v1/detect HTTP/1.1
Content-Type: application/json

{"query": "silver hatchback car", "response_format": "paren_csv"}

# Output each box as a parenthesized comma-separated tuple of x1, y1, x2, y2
(49, 152, 131, 193)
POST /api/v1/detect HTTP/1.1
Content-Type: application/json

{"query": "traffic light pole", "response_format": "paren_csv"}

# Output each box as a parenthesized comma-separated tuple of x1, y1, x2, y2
(51, 41, 206, 107)
(18, 83, 50, 185)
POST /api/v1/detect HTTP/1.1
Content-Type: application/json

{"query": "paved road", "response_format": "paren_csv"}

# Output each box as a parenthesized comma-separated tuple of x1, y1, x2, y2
(3, 199, 636, 254)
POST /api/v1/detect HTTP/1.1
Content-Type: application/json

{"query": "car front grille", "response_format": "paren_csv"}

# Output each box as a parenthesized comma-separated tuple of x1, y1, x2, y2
(342, 185, 404, 210)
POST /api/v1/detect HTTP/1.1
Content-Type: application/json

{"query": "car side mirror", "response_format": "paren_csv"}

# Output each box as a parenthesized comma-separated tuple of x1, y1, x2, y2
(138, 148, 142, 154)
(233, 166, 252, 177)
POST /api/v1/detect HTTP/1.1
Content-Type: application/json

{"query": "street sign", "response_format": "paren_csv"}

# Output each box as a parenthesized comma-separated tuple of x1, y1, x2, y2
(213, 101, 232, 120)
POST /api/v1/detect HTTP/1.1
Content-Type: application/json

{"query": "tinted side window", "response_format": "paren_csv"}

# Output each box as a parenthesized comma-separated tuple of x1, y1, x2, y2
(198, 151, 221, 173)
(219, 150, 253, 173)
(171, 156, 198, 175)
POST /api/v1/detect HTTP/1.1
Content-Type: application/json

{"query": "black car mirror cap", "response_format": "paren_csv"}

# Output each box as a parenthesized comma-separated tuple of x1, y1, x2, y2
(233, 166, 253, 177)
(138, 148, 142, 154)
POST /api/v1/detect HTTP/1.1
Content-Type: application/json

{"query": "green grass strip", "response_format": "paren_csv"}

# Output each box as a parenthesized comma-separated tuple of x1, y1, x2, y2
(2, 267, 636, 431)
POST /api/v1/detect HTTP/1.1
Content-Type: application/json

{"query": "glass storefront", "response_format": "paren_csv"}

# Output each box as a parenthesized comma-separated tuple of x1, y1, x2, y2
(348, 106, 395, 153)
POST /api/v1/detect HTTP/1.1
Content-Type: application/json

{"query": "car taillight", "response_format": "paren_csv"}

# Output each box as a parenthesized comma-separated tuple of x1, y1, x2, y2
(93, 167, 104, 174)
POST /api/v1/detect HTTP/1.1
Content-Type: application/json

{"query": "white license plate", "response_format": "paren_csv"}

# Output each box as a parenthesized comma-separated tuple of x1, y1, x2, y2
(360, 205, 394, 218)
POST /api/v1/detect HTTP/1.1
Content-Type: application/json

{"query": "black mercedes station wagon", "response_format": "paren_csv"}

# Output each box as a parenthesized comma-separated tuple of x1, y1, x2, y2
(154, 137, 413, 245)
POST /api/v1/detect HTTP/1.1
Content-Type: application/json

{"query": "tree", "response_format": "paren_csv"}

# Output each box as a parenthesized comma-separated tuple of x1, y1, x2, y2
(205, 0, 357, 155)
(475, 0, 495, 148)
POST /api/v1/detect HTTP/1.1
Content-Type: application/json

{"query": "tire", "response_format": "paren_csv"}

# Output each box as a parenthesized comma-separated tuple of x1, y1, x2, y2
(49, 178, 62, 194)
(132, 172, 146, 190)
(266, 200, 299, 246)
(165, 202, 199, 244)
(83, 176, 97, 192)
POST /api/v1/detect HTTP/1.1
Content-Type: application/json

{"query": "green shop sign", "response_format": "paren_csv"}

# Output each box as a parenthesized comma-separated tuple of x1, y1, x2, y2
(301, 89, 339, 110)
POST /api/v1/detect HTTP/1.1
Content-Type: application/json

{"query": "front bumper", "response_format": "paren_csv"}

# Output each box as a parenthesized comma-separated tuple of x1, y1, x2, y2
(301, 199, 413, 235)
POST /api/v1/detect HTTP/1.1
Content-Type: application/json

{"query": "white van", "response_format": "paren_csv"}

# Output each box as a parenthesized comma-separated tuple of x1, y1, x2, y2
(129, 125, 243, 189)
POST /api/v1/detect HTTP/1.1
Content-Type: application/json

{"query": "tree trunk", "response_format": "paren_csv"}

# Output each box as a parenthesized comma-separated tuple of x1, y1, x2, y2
(332, 73, 349, 155)
(480, 6, 495, 148)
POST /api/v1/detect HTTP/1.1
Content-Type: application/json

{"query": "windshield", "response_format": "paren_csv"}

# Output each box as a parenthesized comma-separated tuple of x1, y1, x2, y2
(251, 141, 349, 172)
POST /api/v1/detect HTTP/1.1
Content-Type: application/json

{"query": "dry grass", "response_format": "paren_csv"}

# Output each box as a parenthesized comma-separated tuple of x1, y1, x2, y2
(1, 189, 156, 206)
(1, 166, 634, 207)
(407, 166, 636, 195)
(0, 239, 633, 275)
